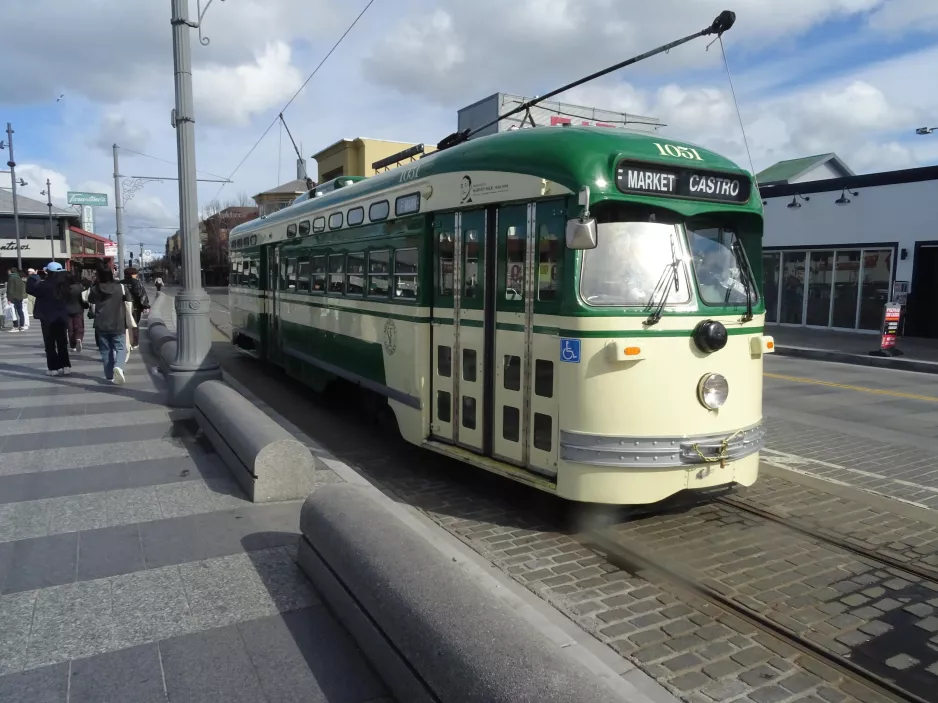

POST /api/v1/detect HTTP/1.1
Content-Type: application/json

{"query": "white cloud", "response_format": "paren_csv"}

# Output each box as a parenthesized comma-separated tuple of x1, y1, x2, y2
(194, 42, 303, 126)
(13, 165, 72, 208)
(93, 114, 151, 155)
(869, 0, 938, 32)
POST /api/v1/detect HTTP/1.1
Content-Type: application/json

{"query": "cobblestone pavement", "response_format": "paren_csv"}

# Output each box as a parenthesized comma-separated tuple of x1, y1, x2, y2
(219, 344, 916, 703)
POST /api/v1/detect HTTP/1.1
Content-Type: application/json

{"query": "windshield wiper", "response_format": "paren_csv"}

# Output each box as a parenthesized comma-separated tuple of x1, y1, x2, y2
(645, 235, 681, 327)
(732, 238, 754, 322)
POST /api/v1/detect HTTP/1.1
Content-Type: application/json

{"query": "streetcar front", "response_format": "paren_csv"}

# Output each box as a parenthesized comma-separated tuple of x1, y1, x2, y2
(555, 156, 770, 505)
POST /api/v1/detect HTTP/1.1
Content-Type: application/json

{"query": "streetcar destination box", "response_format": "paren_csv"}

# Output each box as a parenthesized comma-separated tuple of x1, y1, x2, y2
(615, 160, 751, 204)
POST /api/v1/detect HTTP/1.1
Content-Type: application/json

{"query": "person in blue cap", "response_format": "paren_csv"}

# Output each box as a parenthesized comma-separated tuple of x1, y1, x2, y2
(26, 262, 71, 375)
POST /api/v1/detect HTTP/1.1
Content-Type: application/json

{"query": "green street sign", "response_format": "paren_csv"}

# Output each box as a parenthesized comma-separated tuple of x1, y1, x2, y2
(67, 192, 108, 206)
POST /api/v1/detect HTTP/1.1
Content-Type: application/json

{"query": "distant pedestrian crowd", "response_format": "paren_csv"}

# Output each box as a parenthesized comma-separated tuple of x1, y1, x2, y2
(4, 264, 150, 384)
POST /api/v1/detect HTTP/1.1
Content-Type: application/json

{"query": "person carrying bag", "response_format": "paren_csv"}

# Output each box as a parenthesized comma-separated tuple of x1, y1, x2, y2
(88, 267, 134, 385)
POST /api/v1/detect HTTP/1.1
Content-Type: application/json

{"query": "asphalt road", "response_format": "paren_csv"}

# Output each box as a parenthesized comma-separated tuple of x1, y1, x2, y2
(203, 285, 938, 509)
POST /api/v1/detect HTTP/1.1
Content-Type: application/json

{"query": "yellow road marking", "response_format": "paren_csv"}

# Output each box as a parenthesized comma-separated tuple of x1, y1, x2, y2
(764, 372, 938, 403)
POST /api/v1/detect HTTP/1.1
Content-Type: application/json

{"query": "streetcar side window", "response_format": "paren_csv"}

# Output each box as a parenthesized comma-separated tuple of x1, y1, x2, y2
(463, 225, 483, 301)
(297, 257, 311, 293)
(438, 229, 455, 296)
(286, 224, 297, 239)
(533, 413, 552, 452)
(329, 212, 343, 230)
(537, 223, 561, 301)
(328, 254, 345, 294)
(311, 255, 327, 293)
(241, 260, 249, 286)
(347, 207, 364, 227)
(535, 360, 554, 398)
(229, 260, 239, 286)
(393, 248, 419, 301)
(347, 252, 365, 296)
(279, 258, 288, 290)
(369, 200, 389, 222)
(299, 220, 311, 237)
(368, 250, 390, 298)
(313, 217, 326, 233)
(504, 225, 525, 301)
(248, 258, 258, 288)
(503, 355, 521, 391)
(287, 258, 297, 291)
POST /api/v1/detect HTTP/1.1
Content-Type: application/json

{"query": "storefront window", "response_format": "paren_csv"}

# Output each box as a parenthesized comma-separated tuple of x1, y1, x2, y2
(806, 250, 834, 326)
(779, 252, 806, 324)
(858, 249, 891, 330)
(762, 252, 780, 323)
(831, 251, 860, 328)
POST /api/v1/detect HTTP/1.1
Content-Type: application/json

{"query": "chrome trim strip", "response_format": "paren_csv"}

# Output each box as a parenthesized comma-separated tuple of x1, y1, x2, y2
(282, 346, 422, 410)
(559, 422, 765, 468)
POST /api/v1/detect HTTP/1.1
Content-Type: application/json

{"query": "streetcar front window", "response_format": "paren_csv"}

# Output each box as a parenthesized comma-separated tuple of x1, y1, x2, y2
(687, 226, 758, 307)
(580, 221, 691, 307)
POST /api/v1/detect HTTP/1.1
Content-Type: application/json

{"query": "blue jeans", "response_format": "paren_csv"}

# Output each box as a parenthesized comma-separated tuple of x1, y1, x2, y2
(11, 299, 24, 328)
(97, 332, 125, 381)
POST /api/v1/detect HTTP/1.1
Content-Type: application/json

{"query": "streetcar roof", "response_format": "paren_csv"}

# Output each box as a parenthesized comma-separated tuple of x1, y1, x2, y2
(230, 126, 758, 238)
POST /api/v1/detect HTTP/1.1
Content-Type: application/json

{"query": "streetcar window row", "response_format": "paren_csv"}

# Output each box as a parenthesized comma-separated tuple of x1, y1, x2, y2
(229, 258, 260, 288)
(276, 248, 419, 302)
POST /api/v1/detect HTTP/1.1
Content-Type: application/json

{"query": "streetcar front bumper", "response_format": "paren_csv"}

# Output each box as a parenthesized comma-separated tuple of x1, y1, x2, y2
(559, 422, 765, 468)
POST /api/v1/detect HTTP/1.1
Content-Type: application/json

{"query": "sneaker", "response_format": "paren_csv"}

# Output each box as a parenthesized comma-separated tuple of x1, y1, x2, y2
(63, 368, 72, 376)
(76, 339, 82, 353)
(113, 367, 126, 385)
(46, 369, 58, 376)
(6, 328, 19, 333)
(57, 368, 66, 376)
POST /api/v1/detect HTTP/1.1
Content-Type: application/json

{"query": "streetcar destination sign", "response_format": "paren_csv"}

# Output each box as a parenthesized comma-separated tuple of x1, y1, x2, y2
(615, 161, 751, 204)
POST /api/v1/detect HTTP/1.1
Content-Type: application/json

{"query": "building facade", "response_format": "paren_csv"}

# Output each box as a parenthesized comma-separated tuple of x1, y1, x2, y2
(0, 190, 78, 281)
(760, 159, 938, 338)
(457, 93, 663, 139)
(312, 138, 435, 181)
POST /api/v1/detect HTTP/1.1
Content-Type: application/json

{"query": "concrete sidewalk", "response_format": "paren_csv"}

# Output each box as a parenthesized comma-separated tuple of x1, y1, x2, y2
(768, 324, 938, 374)
(0, 323, 391, 701)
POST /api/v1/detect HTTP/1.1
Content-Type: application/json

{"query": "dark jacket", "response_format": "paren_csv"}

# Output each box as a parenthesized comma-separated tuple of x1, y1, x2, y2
(5, 273, 26, 301)
(88, 281, 132, 335)
(122, 277, 150, 311)
(65, 283, 86, 316)
(27, 272, 69, 324)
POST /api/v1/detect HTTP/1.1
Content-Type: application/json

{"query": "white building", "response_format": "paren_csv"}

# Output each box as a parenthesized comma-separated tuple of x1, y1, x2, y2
(759, 155, 938, 338)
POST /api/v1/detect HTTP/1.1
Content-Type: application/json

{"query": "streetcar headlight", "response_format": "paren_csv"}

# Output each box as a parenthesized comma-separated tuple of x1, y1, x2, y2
(697, 373, 729, 409)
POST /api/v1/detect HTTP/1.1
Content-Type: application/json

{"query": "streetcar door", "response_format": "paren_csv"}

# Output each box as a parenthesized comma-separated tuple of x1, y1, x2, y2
(430, 213, 457, 443)
(268, 244, 284, 364)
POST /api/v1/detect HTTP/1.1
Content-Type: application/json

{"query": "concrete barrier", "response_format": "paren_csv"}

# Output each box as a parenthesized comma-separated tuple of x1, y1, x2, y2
(193, 380, 316, 502)
(298, 483, 628, 703)
(147, 321, 177, 355)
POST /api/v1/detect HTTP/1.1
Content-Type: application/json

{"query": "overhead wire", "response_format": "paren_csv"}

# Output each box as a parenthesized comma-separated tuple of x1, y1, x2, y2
(116, 146, 230, 181)
(716, 36, 757, 185)
(211, 0, 377, 200)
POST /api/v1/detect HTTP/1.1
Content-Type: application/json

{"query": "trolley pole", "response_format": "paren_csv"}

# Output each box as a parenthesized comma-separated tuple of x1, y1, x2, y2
(113, 144, 126, 273)
(166, 0, 221, 406)
(5, 123, 23, 271)
(44, 179, 55, 260)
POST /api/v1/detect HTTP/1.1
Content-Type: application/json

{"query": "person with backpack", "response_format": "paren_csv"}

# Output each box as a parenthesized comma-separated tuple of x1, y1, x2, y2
(27, 262, 71, 376)
(155, 275, 163, 292)
(121, 267, 149, 351)
(65, 272, 88, 352)
(88, 267, 133, 384)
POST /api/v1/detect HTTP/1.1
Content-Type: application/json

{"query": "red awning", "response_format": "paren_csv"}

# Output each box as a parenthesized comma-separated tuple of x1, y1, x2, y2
(69, 226, 114, 245)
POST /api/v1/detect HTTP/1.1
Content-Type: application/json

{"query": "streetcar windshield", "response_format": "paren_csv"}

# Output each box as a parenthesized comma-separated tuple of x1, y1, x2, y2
(580, 221, 692, 307)
(687, 226, 758, 307)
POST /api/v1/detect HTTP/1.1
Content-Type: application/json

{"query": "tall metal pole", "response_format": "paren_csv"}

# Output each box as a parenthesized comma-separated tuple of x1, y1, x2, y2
(166, 0, 221, 406)
(45, 178, 55, 260)
(6, 124, 23, 271)
(113, 144, 125, 273)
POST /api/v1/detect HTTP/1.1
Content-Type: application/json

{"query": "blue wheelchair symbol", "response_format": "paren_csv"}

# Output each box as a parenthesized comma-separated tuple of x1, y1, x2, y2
(560, 338, 581, 363)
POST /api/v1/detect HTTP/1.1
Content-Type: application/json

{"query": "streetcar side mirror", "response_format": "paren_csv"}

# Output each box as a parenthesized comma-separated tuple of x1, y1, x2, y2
(566, 217, 598, 250)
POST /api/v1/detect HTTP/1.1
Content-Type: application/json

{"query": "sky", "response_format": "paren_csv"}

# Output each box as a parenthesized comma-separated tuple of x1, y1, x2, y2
(1, 0, 937, 256)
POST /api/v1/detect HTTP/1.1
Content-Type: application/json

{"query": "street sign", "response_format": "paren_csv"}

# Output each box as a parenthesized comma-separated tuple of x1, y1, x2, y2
(67, 192, 108, 206)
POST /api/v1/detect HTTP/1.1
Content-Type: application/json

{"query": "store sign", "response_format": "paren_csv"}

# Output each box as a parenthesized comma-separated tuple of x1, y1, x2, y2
(104, 243, 117, 258)
(0, 240, 31, 257)
(67, 192, 108, 206)
(880, 303, 902, 351)
(892, 281, 909, 306)
(615, 161, 751, 204)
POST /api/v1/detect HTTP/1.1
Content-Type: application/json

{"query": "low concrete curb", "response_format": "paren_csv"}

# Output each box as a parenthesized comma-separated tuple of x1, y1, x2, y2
(775, 344, 938, 374)
(193, 380, 316, 502)
(299, 483, 634, 703)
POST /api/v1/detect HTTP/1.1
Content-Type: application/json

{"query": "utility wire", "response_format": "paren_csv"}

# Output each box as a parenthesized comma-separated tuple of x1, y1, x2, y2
(717, 36, 757, 185)
(117, 145, 230, 181)
(212, 0, 377, 200)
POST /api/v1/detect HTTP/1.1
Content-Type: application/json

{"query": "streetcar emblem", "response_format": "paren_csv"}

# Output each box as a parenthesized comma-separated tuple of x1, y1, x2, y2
(383, 319, 398, 356)
(560, 338, 581, 363)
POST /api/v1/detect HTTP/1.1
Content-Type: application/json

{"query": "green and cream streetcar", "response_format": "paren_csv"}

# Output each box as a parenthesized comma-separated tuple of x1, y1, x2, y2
(227, 125, 773, 505)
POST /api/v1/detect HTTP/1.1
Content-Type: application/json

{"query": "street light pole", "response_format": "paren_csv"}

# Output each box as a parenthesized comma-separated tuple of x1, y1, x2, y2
(166, 0, 221, 406)
(5, 123, 23, 271)
(44, 178, 55, 260)
(113, 144, 126, 272)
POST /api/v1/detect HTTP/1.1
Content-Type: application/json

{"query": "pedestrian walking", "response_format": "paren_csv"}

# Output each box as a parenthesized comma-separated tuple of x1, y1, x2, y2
(121, 267, 150, 352)
(4, 267, 27, 331)
(88, 267, 133, 384)
(65, 272, 88, 353)
(155, 276, 163, 292)
(27, 262, 71, 376)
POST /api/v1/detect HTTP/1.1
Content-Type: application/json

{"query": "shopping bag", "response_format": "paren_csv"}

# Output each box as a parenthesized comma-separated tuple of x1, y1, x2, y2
(3, 302, 14, 322)
(121, 284, 137, 329)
